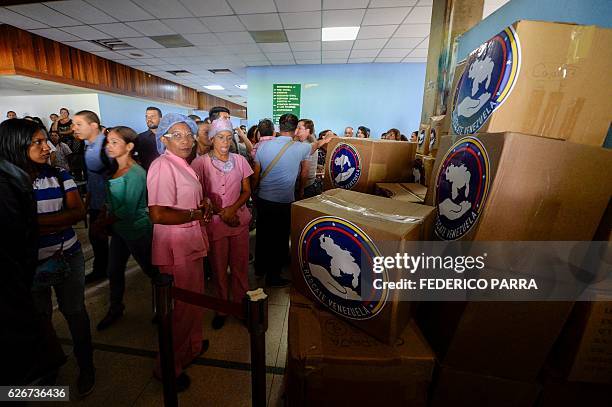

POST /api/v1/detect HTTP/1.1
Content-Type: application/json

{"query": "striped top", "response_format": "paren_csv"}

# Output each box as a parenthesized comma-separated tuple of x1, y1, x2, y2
(33, 165, 81, 260)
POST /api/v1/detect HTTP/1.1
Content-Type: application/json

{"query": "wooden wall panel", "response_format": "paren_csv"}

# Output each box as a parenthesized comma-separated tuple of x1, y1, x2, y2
(1, 24, 199, 108)
(198, 92, 247, 119)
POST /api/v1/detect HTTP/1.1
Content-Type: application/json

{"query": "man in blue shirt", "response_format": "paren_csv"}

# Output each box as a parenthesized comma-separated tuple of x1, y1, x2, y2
(73, 110, 111, 284)
(252, 114, 311, 287)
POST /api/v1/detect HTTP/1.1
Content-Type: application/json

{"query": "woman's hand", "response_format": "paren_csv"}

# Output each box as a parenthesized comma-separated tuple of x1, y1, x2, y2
(218, 207, 240, 227)
(198, 198, 213, 224)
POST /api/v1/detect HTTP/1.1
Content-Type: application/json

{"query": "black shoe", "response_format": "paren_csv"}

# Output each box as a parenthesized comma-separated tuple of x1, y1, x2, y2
(77, 368, 95, 398)
(96, 309, 124, 331)
(176, 372, 191, 393)
(266, 277, 290, 288)
(212, 315, 226, 330)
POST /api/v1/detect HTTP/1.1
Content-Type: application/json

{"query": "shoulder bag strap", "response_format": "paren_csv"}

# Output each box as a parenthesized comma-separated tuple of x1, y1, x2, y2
(260, 140, 295, 181)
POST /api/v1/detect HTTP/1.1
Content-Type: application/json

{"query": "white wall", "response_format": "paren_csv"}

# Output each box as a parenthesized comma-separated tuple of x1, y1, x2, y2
(97, 93, 190, 134)
(0, 94, 100, 129)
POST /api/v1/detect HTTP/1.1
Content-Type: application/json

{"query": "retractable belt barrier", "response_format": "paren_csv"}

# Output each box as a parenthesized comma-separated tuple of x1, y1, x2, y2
(153, 274, 268, 407)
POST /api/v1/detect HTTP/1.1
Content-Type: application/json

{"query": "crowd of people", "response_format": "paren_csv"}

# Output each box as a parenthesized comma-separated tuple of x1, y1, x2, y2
(1, 107, 416, 394)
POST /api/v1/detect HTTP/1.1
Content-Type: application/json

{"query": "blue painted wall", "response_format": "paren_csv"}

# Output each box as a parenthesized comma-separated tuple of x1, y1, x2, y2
(247, 63, 426, 138)
(457, 0, 612, 60)
(97, 93, 189, 134)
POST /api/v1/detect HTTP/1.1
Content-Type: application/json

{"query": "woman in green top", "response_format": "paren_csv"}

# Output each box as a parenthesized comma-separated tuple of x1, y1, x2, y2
(95, 126, 159, 331)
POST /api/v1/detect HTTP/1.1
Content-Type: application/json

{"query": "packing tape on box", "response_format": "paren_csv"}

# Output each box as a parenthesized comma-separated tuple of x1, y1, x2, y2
(316, 195, 423, 224)
(568, 25, 595, 62)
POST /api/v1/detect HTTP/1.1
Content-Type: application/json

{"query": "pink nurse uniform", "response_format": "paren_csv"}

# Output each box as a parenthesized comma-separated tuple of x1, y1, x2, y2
(191, 153, 253, 305)
(147, 150, 209, 376)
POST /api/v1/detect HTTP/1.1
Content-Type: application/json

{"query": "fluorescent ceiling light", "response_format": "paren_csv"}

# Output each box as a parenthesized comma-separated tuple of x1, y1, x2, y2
(322, 26, 360, 42)
(235, 84, 248, 90)
(204, 85, 224, 90)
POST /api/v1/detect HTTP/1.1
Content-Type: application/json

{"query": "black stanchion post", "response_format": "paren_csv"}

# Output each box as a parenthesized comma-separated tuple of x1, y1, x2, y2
(154, 274, 178, 407)
(245, 288, 269, 407)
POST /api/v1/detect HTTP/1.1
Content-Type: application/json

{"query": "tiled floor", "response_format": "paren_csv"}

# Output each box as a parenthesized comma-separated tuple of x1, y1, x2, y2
(47, 225, 289, 406)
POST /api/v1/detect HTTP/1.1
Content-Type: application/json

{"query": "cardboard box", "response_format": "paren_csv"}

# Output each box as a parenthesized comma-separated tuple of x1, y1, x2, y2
(430, 366, 542, 407)
(323, 137, 416, 194)
(286, 292, 434, 407)
(413, 153, 436, 187)
(549, 300, 612, 384)
(537, 379, 612, 407)
(417, 123, 430, 155)
(416, 301, 574, 381)
(374, 182, 426, 204)
(449, 20, 612, 146)
(427, 132, 612, 241)
(429, 115, 448, 157)
(290, 189, 434, 343)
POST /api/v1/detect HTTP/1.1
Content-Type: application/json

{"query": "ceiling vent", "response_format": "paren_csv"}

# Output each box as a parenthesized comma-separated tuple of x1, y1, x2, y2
(150, 35, 193, 48)
(90, 39, 135, 51)
(208, 68, 233, 74)
(250, 30, 288, 43)
(166, 70, 192, 77)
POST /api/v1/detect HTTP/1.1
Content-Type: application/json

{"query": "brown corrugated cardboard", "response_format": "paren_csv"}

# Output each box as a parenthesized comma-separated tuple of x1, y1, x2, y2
(449, 20, 612, 146)
(417, 123, 431, 155)
(429, 115, 448, 157)
(537, 379, 612, 407)
(416, 301, 574, 381)
(291, 189, 434, 343)
(323, 137, 416, 194)
(286, 292, 434, 407)
(430, 366, 541, 407)
(374, 182, 425, 203)
(414, 153, 436, 187)
(427, 133, 612, 241)
(549, 300, 612, 384)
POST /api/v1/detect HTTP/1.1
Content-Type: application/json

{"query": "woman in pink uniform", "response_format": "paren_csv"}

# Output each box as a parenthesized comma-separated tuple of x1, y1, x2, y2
(191, 118, 253, 330)
(147, 113, 212, 391)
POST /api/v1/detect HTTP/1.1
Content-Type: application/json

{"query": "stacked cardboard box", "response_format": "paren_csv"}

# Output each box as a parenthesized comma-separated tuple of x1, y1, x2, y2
(547, 299, 612, 384)
(426, 132, 612, 241)
(291, 188, 434, 344)
(323, 137, 416, 194)
(374, 182, 427, 203)
(286, 291, 435, 407)
(413, 153, 436, 187)
(430, 366, 542, 407)
(417, 123, 431, 155)
(448, 20, 612, 147)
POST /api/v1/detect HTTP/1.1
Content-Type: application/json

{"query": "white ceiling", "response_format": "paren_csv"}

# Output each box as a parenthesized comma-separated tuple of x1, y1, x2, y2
(0, 75, 94, 96)
(0, 0, 437, 105)
(0, 0, 507, 106)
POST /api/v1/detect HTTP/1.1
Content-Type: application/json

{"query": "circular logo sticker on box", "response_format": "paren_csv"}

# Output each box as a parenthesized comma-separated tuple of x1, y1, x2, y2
(429, 128, 437, 150)
(329, 143, 362, 189)
(434, 137, 491, 240)
(418, 129, 426, 146)
(298, 216, 388, 320)
(451, 26, 521, 135)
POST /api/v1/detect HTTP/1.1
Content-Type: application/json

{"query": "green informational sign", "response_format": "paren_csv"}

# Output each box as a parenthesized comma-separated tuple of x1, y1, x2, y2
(272, 84, 301, 124)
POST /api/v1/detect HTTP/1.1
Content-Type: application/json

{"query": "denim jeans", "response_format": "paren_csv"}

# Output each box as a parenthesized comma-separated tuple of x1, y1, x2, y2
(31, 248, 94, 372)
(107, 232, 159, 312)
(88, 209, 109, 278)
